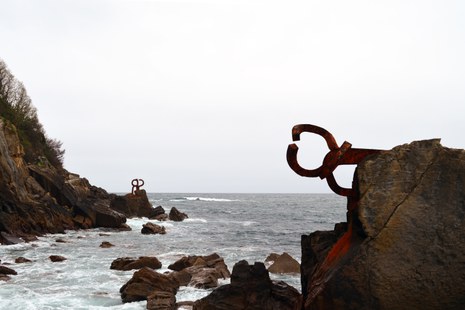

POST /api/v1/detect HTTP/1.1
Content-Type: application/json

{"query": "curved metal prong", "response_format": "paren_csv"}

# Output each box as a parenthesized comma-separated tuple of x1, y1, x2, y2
(291, 124, 339, 150)
(286, 143, 322, 177)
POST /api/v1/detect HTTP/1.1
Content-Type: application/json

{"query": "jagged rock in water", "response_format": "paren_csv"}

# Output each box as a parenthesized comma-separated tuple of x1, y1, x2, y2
(193, 260, 302, 310)
(169, 207, 188, 221)
(0, 265, 17, 275)
(302, 139, 465, 310)
(110, 190, 165, 218)
(110, 256, 162, 271)
(49, 255, 66, 262)
(120, 267, 179, 303)
(267, 252, 300, 274)
(15, 257, 32, 264)
(141, 222, 166, 235)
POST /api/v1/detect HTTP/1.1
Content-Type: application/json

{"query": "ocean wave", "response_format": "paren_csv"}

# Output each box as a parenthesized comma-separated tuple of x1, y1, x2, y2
(183, 218, 208, 223)
(183, 197, 239, 202)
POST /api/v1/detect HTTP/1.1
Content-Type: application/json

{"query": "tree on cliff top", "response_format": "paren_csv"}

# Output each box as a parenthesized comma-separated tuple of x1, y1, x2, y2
(0, 58, 65, 168)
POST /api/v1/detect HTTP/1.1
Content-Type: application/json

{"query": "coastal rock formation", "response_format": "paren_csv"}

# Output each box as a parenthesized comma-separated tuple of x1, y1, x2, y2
(193, 260, 302, 310)
(110, 190, 165, 218)
(120, 267, 179, 303)
(15, 257, 32, 263)
(267, 252, 300, 274)
(168, 253, 230, 289)
(0, 119, 128, 243)
(49, 255, 66, 262)
(100, 241, 114, 248)
(169, 207, 188, 221)
(111, 256, 162, 271)
(168, 253, 230, 278)
(141, 222, 166, 235)
(302, 140, 465, 310)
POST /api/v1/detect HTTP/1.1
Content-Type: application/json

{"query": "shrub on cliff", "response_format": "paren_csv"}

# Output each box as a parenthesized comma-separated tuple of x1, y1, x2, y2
(0, 58, 64, 168)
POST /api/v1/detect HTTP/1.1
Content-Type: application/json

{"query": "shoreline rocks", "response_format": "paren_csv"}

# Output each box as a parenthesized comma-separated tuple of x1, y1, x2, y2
(266, 252, 300, 274)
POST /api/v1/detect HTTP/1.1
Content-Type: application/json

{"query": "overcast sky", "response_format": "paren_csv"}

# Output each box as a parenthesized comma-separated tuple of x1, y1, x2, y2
(1, 0, 464, 193)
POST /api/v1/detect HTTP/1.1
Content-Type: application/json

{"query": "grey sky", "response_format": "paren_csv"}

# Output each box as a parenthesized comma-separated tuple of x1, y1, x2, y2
(1, 0, 464, 193)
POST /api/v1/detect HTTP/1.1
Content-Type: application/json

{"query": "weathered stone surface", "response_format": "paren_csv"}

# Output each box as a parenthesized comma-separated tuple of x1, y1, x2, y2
(141, 222, 166, 235)
(169, 207, 188, 221)
(110, 190, 164, 218)
(110, 256, 162, 271)
(168, 253, 230, 279)
(120, 267, 179, 303)
(267, 252, 300, 274)
(302, 140, 465, 310)
(193, 260, 302, 310)
(147, 290, 176, 310)
(49, 255, 66, 262)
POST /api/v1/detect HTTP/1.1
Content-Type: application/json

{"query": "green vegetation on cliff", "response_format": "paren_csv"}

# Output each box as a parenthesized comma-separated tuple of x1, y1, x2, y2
(0, 59, 64, 168)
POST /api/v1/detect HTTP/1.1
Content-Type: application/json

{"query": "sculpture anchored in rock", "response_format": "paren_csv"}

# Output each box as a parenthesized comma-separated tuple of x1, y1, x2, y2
(131, 178, 145, 195)
(287, 124, 381, 201)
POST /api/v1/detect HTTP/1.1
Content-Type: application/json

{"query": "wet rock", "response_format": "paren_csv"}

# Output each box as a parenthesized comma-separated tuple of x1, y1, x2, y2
(169, 207, 188, 221)
(176, 301, 194, 310)
(265, 253, 280, 263)
(267, 252, 300, 274)
(55, 238, 68, 243)
(141, 222, 166, 235)
(193, 260, 302, 310)
(15, 257, 32, 264)
(0, 265, 17, 275)
(168, 253, 230, 279)
(49, 255, 66, 262)
(302, 140, 465, 310)
(110, 256, 162, 271)
(147, 291, 176, 310)
(100, 241, 114, 248)
(120, 267, 179, 303)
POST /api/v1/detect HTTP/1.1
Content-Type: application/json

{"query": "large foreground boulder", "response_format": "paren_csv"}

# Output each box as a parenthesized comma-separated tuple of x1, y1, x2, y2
(111, 256, 162, 271)
(193, 260, 302, 310)
(302, 139, 465, 310)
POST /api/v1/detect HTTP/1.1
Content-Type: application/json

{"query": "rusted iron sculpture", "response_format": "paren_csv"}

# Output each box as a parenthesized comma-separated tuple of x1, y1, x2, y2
(287, 124, 381, 200)
(131, 179, 144, 195)
(287, 124, 384, 294)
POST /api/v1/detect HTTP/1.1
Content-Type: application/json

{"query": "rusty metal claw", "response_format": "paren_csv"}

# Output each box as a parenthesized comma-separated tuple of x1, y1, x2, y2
(287, 124, 382, 198)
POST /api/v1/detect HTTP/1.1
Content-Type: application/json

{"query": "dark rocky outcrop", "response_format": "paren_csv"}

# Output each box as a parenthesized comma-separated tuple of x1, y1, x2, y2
(120, 267, 179, 304)
(49, 255, 66, 262)
(302, 140, 465, 310)
(193, 260, 302, 310)
(110, 190, 165, 218)
(0, 119, 128, 243)
(169, 207, 188, 221)
(167, 253, 230, 290)
(0, 265, 17, 275)
(110, 256, 162, 271)
(267, 252, 300, 274)
(100, 241, 114, 248)
(141, 222, 166, 235)
(15, 257, 32, 263)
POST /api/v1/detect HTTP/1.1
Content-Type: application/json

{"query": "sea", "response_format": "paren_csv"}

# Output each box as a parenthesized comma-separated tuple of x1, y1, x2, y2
(0, 193, 346, 309)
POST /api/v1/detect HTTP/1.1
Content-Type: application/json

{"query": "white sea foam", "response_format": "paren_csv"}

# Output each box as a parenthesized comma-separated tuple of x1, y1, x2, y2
(184, 218, 208, 223)
(184, 197, 239, 202)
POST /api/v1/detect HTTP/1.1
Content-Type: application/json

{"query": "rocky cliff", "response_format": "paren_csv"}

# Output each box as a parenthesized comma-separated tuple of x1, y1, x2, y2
(302, 139, 465, 310)
(0, 118, 127, 244)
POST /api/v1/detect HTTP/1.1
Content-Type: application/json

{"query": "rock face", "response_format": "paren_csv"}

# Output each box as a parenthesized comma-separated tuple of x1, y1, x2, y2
(267, 252, 300, 274)
(193, 260, 302, 310)
(0, 119, 128, 243)
(110, 190, 165, 218)
(120, 267, 179, 304)
(302, 140, 465, 310)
